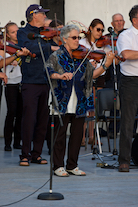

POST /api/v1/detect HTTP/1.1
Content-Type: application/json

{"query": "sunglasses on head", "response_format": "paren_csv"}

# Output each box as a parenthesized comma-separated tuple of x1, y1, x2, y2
(96, 28, 104, 33)
(68, 36, 81, 40)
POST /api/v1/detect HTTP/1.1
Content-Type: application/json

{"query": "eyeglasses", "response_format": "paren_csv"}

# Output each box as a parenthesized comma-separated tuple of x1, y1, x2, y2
(96, 28, 104, 33)
(68, 36, 81, 40)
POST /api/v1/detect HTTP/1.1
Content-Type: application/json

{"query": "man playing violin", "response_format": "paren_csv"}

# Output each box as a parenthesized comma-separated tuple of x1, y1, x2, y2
(46, 24, 114, 177)
(17, 4, 59, 166)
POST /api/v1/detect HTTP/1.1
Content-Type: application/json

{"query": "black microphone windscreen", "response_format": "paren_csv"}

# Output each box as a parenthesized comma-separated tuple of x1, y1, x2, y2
(108, 27, 114, 34)
(20, 20, 25, 26)
(27, 33, 34, 40)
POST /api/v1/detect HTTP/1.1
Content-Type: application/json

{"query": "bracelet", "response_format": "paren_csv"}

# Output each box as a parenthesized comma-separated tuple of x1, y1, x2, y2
(14, 52, 19, 59)
(102, 64, 108, 71)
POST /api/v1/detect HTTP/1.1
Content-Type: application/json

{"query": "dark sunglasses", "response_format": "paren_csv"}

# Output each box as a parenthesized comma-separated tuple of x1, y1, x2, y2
(68, 36, 81, 40)
(97, 28, 104, 33)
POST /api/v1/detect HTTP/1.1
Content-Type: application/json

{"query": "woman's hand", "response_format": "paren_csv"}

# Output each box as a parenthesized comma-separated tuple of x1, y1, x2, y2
(11, 60, 18, 66)
(59, 72, 73, 80)
(0, 72, 8, 84)
(104, 51, 115, 68)
(51, 72, 73, 80)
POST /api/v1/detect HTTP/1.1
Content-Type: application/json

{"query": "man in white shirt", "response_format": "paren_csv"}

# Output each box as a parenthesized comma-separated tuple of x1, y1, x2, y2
(117, 5, 138, 172)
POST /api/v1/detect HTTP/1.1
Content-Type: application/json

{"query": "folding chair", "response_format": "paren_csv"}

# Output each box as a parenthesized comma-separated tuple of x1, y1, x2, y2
(95, 88, 120, 152)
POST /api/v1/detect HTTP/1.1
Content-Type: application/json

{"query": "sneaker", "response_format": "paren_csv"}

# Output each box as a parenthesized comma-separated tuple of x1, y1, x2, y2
(66, 167, 86, 176)
(54, 167, 69, 177)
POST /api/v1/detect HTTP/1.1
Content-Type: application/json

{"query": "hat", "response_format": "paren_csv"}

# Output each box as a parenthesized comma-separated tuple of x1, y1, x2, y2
(26, 4, 50, 18)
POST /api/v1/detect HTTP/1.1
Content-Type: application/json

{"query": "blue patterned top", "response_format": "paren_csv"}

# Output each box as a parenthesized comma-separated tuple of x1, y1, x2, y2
(47, 45, 94, 117)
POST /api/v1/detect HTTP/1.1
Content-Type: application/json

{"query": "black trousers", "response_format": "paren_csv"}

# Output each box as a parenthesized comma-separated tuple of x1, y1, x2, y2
(4, 84, 22, 147)
(53, 114, 85, 171)
(0, 79, 3, 107)
(20, 84, 49, 160)
(119, 74, 138, 165)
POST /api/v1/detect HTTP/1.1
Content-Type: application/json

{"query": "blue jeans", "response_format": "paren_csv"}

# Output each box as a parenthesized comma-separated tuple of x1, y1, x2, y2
(119, 74, 138, 165)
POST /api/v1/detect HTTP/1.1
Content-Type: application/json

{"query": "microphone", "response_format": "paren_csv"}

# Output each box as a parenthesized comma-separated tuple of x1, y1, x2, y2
(108, 27, 114, 34)
(20, 20, 25, 27)
(27, 33, 45, 40)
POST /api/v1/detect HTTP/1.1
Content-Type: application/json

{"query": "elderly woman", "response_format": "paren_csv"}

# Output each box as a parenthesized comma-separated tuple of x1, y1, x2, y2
(47, 24, 114, 177)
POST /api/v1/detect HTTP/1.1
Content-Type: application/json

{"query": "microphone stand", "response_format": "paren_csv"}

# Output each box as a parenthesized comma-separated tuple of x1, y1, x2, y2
(37, 38, 64, 200)
(110, 30, 118, 155)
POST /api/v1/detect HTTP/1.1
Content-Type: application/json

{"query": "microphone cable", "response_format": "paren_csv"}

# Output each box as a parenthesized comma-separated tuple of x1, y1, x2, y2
(0, 179, 50, 207)
(0, 122, 61, 207)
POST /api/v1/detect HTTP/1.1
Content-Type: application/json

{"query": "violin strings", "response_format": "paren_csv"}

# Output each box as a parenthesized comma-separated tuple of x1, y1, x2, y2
(73, 43, 94, 77)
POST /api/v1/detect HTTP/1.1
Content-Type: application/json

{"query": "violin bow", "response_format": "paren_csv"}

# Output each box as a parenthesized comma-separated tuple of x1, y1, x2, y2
(54, 13, 60, 46)
(3, 26, 7, 74)
(3, 21, 11, 75)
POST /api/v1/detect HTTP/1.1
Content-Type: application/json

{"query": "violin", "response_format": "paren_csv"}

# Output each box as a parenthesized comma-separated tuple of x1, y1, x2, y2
(40, 26, 61, 40)
(96, 35, 117, 48)
(0, 40, 36, 58)
(72, 45, 106, 63)
(72, 45, 125, 62)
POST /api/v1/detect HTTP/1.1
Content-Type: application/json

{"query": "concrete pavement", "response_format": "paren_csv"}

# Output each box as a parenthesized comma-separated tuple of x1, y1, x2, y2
(0, 136, 138, 207)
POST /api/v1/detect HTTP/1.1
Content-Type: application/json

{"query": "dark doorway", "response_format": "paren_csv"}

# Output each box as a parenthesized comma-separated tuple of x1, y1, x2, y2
(40, 0, 65, 24)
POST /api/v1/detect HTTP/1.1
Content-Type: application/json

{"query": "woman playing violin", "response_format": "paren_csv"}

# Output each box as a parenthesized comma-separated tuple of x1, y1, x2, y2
(47, 24, 114, 177)
(0, 48, 30, 83)
(79, 18, 112, 146)
(0, 22, 27, 151)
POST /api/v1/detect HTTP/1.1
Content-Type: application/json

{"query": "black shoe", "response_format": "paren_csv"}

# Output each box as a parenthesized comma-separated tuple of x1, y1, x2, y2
(133, 133, 138, 139)
(4, 146, 12, 151)
(108, 132, 114, 139)
(13, 145, 22, 149)
(48, 149, 51, 155)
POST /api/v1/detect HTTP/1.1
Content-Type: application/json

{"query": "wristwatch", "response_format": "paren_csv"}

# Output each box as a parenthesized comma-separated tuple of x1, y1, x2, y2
(102, 64, 108, 71)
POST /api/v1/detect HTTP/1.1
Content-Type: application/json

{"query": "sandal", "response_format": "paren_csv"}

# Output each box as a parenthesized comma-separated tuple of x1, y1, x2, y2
(31, 156, 48, 164)
(88, 138, 93, 145)
(81, 141, 85, 147)
(66, 167, 86, 176)
(54, 167, 69, 177)
(19, 158, 30, 166)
